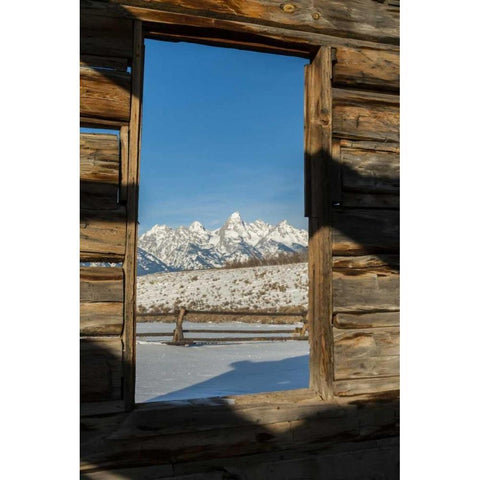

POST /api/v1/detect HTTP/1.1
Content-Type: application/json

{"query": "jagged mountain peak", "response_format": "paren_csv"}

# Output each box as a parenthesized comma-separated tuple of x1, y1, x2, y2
(189, 220, 204, 231)
(138, 212, 307, 274)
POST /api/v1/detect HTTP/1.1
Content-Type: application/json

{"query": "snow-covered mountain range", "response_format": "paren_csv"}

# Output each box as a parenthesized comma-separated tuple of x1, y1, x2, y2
(138, 212, 307, 274)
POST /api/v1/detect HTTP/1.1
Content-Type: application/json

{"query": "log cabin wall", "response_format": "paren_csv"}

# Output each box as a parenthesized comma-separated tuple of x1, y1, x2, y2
(330, 46, 400, 397)
(80, 11, 143, 414)
(80, 1, 399, 478)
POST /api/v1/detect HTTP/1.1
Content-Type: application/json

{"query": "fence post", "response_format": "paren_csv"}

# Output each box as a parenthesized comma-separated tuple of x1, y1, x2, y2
(173, 307, 186, 343)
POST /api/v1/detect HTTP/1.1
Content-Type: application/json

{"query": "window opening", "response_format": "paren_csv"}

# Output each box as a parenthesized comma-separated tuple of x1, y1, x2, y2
(136, 39, 309, 403)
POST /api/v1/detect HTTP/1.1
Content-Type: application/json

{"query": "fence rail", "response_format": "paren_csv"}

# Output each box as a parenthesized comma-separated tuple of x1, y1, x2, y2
(136, 307, 308, 345)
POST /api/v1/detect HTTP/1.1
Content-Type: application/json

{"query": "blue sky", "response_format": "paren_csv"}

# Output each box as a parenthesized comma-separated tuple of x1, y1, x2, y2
(138, 40, 307, 234)
(81, 40, 308, 234)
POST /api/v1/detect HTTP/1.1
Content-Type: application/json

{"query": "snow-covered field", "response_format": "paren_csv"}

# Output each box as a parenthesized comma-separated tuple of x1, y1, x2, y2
(137, 262, 308, 312)
(136, 321, 309, 403)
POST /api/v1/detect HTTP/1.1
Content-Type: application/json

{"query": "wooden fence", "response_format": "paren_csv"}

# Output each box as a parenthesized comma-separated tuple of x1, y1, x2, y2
(136, 307, 308, 345)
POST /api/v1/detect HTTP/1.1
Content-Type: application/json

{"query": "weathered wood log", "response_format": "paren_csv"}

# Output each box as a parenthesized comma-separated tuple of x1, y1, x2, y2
(341, 192, 399, 209)
(80, 182, 119, 210)
(173, 307, 186, 342)
(80, 133, 120, 184)
(80, 55, 129, 71)
(339, 139, 399, 153)
(333, 46, 399, 92)
(80, 267, 124, 302)
(81, 0, 399, 48)
(80, 208, 127, 262)
(137, 309, 306, 317)
(80, 13, 133, 58)
(333, 89, 399, 142)
(341, 147, 399, 194)
(332, 208, 399, 255)
(333, 272, 399, 312)
(80, 133, 121, 209)
(122, 20, 144, 410)
(80, 302, 124, 336)
(334, 376, 399, 396)
(305, 47, 334, 400)
(80, 67, 131, 123)
(80, 337, 123, 402)
(334, 312, 399, 329)
(171, 336, 308, 343)
(333, 254, 399, 273)
(334, 327, 399, 379)
(81, 391, 399, 473)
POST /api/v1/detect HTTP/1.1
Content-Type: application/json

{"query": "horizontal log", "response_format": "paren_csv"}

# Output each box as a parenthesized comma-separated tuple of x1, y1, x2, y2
(80, 55, 129, 71)
(80, 337, 123, 402)
(80, 208, 127, 262)
(80, 13, 133, 58)
(82, 0, 399, 48)
(137, 310, 306, 317)
(333, 89, 399, 142)
(341, 147, 399, 194)
(81, 391, 399, 472)
(81, 182, 119, 210)
(333, 46, 399, 92)
(341, 192, 399, 209)
(80, 267, 124, 302)
(136, 332, 173, 337)
(334, 312, 399, 329)
(80, 116, 126, 129)
(81, 302, 124, 336)
(168, 336, 308, 343)
(339, 140, 399, 153)
(111, 398, 358, 440)
(80, 133, 120, 184)
(333, 209, 399, 255)
(333, 272, 399, 312)
(333, 254, 399, 273)
(80, 400, 125, 417)
(334, 327, 399, 379)
(80, 133, 121, 209)
(334, 376, 399, 396)
(80, 67, 131, 123)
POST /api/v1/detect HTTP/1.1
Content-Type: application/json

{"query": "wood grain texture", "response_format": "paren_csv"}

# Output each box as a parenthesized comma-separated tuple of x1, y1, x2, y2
(332, 208, 399, 254)
(80, 302, 124, 336)
(333, 46, 399, 92)
(339, 139, 399, 153)
(334, 312, 399, 329)
(80, 337, 123, 402)
(80, 208, 127, 262)
(333, 89, 399, 142)
(334, 376, 399, 396)
(80, 133, 120, 184)
(341, 147, 399, 194)
(80, 67, 131, 123)
(305, 47, 334, 400)
(333, 254, 399, 273)
(123, 20, 144, 411)
(80, 267, 124, 302)
(334, 327, 399, 379)
(80, 133, 120, 209)
(80, 13, 133, 58)
(81, 0, 399, 48)
(333, 272, 399, 313)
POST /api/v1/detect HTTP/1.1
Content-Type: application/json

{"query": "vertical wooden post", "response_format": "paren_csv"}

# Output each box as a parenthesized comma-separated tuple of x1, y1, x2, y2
(119, 125, 129, 204)
(122, 20, 144, 411)
(173, 307, 186, 343)
(305, 46, 334, 400)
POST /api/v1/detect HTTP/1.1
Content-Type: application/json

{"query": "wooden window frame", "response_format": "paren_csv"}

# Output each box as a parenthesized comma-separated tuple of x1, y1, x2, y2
(121, 19, 337, 410)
